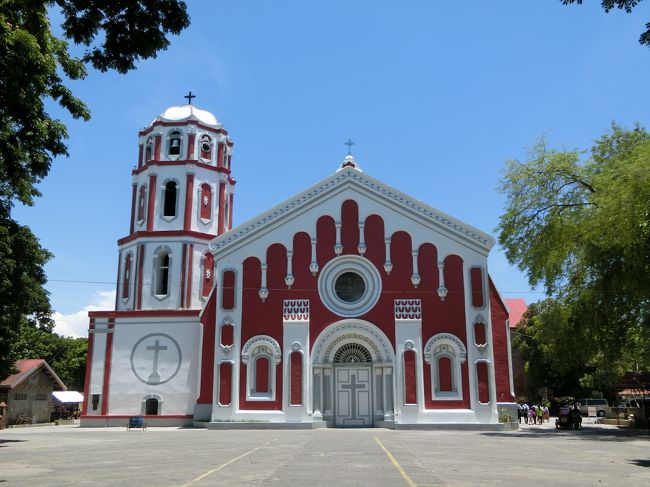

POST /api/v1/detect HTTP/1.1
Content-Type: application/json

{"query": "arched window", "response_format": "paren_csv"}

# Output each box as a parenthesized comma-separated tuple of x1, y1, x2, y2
(254, 356, 270, 394)
(424, 333, 467, 401)
(163, 181, 177, 217)
(200, 183, 212, 221)
(437, 356, 453, 392)
(200, 134, 212, 160)
(122, 253, 132, 300)
(202, 252, 214, 298)
(137, 185, 147, 222)
(155, 249, 171, 296)
(141, 393, 163, 415)
(168, 130, 182, 156)
(145, 137, 153, 161)
(145, 398, 159, 415)
(241, 335, 281, 401)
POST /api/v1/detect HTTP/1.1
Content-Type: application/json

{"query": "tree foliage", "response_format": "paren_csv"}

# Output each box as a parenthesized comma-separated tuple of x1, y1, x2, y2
(499, 124, 650, 393)
(0, 0, 189, 379)
(10, 322, 88, 390)
(561, 0, 650, 47)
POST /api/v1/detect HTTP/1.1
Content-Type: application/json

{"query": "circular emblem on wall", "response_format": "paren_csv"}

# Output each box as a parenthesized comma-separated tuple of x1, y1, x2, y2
(317, 255, 382, 317)
(130, 333, 182, 385)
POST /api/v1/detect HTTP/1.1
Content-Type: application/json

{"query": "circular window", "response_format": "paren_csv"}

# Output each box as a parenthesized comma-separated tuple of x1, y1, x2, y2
(318, 255, 382, 317)
(335, 272, 366, 303)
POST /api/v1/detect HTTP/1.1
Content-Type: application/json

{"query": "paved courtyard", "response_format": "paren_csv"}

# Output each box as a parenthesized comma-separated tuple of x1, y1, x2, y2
(0, 419, 649, 486)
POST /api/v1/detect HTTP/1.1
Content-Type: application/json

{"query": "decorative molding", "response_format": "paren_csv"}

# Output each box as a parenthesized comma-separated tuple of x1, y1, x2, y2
(241, 335, 281, 364)
(404, 340, 415, 350)
(394, 299, 422, 320)
(474, 313, 486, 324)
(209, 169, 494, 253)
(291, 341, 302, 351)
(318, 255, 382, 318)
(423, 333, 467, 364)
(358, 221, 366, 255)
(437, 261, 448, 301)
(283, 299, 310, 321)
(312, 319, 394, 364)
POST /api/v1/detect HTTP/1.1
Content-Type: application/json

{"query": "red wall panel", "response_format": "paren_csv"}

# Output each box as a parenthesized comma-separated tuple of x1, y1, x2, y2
(404, 350, 417, 404)
(438, 356, 453, 392)
(471, 267, 484, 308)
(290, 352, 302, 405)
(219, 362, 232, 405)
(341, 199, 359, 255)
(477, 362, 490, 404)
(489, 277, 514, 402)
(255, 357, 269, 393)
(221, 270, 235, 310)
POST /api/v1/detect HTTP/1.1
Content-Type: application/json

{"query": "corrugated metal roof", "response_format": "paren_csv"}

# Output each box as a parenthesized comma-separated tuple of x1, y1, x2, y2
(53, 391, 84, 403)
(0, 359, 66, 391)
(504, 298, 528, 328)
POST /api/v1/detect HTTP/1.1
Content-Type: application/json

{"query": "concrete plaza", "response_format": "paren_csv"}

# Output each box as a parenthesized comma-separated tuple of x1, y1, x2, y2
(0, 420, 648, 486)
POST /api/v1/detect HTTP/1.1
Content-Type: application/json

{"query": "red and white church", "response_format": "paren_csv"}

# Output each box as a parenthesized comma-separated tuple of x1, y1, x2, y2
(81, 103, 516, 428)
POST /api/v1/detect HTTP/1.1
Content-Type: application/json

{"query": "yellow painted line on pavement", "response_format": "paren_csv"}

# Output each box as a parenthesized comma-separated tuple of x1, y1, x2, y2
(374, 436, 418, 487)
(180, 441, 271, 487)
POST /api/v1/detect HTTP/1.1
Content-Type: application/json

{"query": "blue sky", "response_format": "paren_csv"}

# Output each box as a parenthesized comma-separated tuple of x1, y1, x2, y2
(13, 1, 650, 337)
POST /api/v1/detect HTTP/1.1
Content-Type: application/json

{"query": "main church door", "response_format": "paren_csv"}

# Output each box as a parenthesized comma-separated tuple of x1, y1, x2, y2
(333, 343, 373, 427)
(335, 367, 372, 427)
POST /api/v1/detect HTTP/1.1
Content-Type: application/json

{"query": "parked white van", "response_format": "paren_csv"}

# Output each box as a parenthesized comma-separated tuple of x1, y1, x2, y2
(575, 398, 609, 417)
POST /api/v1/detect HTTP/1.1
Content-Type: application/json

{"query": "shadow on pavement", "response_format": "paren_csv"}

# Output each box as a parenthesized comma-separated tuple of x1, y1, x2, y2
(0, 439, 26, 447)
(481, 427, 650, 442)
(628, 459, 650, 467)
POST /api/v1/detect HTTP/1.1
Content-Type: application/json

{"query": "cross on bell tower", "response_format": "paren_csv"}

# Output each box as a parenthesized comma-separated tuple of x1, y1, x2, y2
(184, 91, 196, 105)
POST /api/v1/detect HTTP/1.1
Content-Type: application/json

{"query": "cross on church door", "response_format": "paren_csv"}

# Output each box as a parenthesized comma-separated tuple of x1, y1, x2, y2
(335, 367, 372, 427)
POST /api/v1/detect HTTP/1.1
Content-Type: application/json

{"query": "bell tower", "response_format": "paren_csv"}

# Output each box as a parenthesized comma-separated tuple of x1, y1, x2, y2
(114, 100, 235, 311)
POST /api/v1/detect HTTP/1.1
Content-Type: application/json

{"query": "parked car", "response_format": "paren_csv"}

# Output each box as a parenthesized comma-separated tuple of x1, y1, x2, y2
(574, 398, 609, 417)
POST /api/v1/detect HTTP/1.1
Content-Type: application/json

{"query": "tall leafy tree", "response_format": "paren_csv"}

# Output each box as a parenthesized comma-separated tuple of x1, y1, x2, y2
(499, 124, 650, 392)
(10, 322, 88, 390)
(560, 1, 650, 46)
(0, 0, 190, 379)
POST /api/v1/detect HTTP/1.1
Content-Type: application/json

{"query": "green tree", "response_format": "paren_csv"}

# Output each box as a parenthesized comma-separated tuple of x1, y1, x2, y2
(560, 1, 650, 47)
(0, 0, 190, 379)
(10, 322, 88, 390)
(499, 124, 650, 393)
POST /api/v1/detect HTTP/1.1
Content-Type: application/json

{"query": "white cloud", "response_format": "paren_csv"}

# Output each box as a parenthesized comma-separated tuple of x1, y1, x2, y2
(52, 290, 116, 338)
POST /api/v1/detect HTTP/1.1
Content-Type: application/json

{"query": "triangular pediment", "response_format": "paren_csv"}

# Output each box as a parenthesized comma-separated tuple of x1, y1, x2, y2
(210, 167, 495, 255)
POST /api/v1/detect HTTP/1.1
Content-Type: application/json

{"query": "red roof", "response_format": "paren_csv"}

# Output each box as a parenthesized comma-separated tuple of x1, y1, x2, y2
(0, 359, 66, 391)
(504, 298, 528, 328)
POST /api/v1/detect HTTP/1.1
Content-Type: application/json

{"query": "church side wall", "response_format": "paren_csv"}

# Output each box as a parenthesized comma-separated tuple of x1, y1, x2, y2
(488, 279, 515, 403)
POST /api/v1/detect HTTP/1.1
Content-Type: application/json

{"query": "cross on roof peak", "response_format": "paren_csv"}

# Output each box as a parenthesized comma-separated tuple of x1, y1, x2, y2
(184, 91, 196, 105)
(344, 138, 355, 156)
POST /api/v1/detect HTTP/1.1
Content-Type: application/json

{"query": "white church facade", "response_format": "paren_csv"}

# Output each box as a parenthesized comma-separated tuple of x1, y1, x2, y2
(81, 103, 516, 428)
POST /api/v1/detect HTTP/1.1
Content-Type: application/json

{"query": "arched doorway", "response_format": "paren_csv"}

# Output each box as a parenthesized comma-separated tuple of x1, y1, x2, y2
(312, 319, 395, 428)
(333, 343, 373, 427)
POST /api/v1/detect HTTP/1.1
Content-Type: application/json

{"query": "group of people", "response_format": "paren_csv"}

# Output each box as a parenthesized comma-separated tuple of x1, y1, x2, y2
(517, 403, 550, 424)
